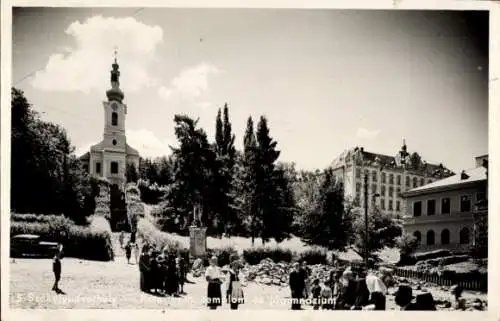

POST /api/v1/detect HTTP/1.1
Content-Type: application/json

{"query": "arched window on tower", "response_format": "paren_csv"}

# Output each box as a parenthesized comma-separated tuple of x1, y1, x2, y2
(112, 112, 118, 126)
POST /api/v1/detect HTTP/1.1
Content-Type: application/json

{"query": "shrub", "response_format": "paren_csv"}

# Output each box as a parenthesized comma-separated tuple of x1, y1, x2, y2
(10, 221, 114, 261)
(206, 246, 239, 266)
(413, 249, 451, 262)
(11, 213, 75, 225)
(136, 218, 185, 253)
(296, 247, 328, 265)
(242, 247, 294, 265)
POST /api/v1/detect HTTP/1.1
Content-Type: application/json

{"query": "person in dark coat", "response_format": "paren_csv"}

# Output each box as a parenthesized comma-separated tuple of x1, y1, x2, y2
(52, 243, 64, 293)
(353, 270, 370, 309)
(125, 241, 132, 264)
(311, 279, 321, 310)
(139, 245, 152, 292)
(415, 292, 437, 310)
(394, 285, 419, 310)
(165, 254, 178, 296)
(289, 262, 305, 310)
(176, 255, 186, 294)
(299, 261, 311, 298)
(336, 269, 357, 310)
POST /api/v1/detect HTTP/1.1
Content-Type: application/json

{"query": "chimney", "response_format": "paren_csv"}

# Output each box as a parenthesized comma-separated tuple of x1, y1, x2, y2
(460, 170, 469, 180)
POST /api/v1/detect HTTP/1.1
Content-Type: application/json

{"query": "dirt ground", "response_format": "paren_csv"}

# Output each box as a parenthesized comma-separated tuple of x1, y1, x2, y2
(9, 256, 486, 310)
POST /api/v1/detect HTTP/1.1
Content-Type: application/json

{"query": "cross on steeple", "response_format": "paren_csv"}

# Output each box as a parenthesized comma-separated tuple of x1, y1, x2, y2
(113, 46, 118, 64)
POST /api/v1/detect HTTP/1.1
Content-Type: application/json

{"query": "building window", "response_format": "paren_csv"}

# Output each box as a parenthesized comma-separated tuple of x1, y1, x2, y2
(372, 171, 377, 182)
(396, 200, 400, 211)
(396, 187, 401, 197)
(413, 231, 421, 244)
(389, 174, 394, 185)
(111, 161, 119, 174)
(112, 139, 117, 146)
(355, 193, 360, 205)
(381, 186, 386, 196)
(420, 178, 425, 186)
(413, 201, 422, 217)
(364, 169, 369, 179)
(356, 168, 361, 178)
(460, 195, 471, 212)
(413, 177, 418, 188)
(427, 230, 435, 246)
(95, 162, 101, 174)
(396, 175, 401, 185)
(381, 198, 385, 210)
(356, 183, 361, 193)
(388, 200, 393, 210)
(427, 199, 436, 216)
(441, 229, 450, 245)
(389, 187, 394, 197)
(372, 184, 377, 194)
(476, 192, 486, 202)
(441, 198, 450, 214)
(112, 112, 118, 126)
(381, 172, 386, 183)
(406, 176, 410, 187)
(459, 228, 470, 244)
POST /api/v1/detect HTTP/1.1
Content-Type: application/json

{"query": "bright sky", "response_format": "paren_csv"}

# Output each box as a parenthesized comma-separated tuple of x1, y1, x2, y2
(12, 8, 489, 172)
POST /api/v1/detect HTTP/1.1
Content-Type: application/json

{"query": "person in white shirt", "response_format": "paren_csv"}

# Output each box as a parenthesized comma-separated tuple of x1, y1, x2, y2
(205, 256, 223, 309)
(365, 260, 388, 310)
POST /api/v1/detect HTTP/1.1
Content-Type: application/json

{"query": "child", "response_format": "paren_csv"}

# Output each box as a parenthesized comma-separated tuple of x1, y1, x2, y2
(311, 279, 321, 310)
(320, 279, 334, 310)
(125, 241, 132, 264)
(176, 255, 186, 294)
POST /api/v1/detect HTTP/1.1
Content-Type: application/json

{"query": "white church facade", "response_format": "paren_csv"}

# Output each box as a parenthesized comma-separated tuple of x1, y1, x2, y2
(80, 56, 140, 188)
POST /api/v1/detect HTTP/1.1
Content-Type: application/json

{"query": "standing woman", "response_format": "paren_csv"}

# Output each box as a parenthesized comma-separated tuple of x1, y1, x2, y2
(226, 260, 245, 310)
(205, 256, 223, 309)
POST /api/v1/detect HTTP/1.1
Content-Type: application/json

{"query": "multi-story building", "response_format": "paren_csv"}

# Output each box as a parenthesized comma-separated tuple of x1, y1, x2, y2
(402, 155, 488, 252)
(330, 141, 453, 218)
(79, 54, 140, 189)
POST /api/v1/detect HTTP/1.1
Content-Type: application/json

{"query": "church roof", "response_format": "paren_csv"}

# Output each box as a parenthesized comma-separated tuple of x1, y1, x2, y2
(126, 143, 140, 156)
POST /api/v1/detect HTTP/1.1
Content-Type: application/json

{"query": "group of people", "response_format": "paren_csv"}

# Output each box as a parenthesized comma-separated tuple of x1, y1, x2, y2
(138, 244, 188, 296)
(289, 259, 439, 311)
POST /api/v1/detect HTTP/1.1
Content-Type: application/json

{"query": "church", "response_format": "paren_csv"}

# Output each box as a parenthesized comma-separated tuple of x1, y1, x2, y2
(79, 54, 140, 189)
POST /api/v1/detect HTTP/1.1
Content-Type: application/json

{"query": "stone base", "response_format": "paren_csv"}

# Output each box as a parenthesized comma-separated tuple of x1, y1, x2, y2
(189, 226, 207, 259)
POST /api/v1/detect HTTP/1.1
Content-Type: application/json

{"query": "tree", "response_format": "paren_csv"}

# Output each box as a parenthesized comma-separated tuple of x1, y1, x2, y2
(409, 152, 422, 171)
(255, 116, 282, 245)
(212, 104, 237, 236)
(300, 168, 354, 250)
(167, 115, 216, 230)
(126, 163, 139, 183)
(353, 205, 402, 253)
(10, 88, 93, 222)
(240, 117, 259, 245)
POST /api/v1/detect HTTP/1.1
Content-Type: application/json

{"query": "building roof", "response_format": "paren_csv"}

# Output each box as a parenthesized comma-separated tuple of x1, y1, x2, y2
(404, 166, 487, 196)
(79, 151, 90, 160)
(331, 147, 452, 177)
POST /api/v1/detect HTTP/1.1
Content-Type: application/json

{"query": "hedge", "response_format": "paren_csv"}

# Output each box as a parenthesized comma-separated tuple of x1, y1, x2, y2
(242, 247, 294, 265)
(10, 221, 114, 261)
(136, 218, 186, 254)
(11, 213, 74, 226)
(206, 247, 240, 267)
(296, 247, 328, 265)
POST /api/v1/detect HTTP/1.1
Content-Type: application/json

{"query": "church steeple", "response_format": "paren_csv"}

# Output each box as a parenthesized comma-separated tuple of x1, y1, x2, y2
(106, 48, 124, 102)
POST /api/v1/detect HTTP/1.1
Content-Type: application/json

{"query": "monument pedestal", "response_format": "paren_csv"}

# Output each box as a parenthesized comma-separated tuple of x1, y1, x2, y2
(189, 226, 207, 260)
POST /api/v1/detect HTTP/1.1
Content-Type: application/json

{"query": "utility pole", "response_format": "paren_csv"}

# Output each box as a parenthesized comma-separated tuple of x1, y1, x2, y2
(364, 173, 369, 268)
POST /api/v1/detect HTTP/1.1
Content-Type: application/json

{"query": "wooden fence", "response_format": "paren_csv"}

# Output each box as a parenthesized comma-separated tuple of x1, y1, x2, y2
(393, 267, 487, 292)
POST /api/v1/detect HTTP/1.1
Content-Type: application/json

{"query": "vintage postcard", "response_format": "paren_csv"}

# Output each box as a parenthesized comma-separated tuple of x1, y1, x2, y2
(1, 1, 498, 321)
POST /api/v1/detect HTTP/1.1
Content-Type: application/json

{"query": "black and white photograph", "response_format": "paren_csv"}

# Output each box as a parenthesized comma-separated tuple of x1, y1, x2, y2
(2, 1, 496, 315)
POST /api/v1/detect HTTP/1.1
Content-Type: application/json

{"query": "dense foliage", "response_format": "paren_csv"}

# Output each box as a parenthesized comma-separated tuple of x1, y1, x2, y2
(11, 88, 96, 224)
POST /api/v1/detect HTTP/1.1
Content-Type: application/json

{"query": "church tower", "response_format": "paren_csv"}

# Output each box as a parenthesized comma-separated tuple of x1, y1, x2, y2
(81, 52, 140, 189)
